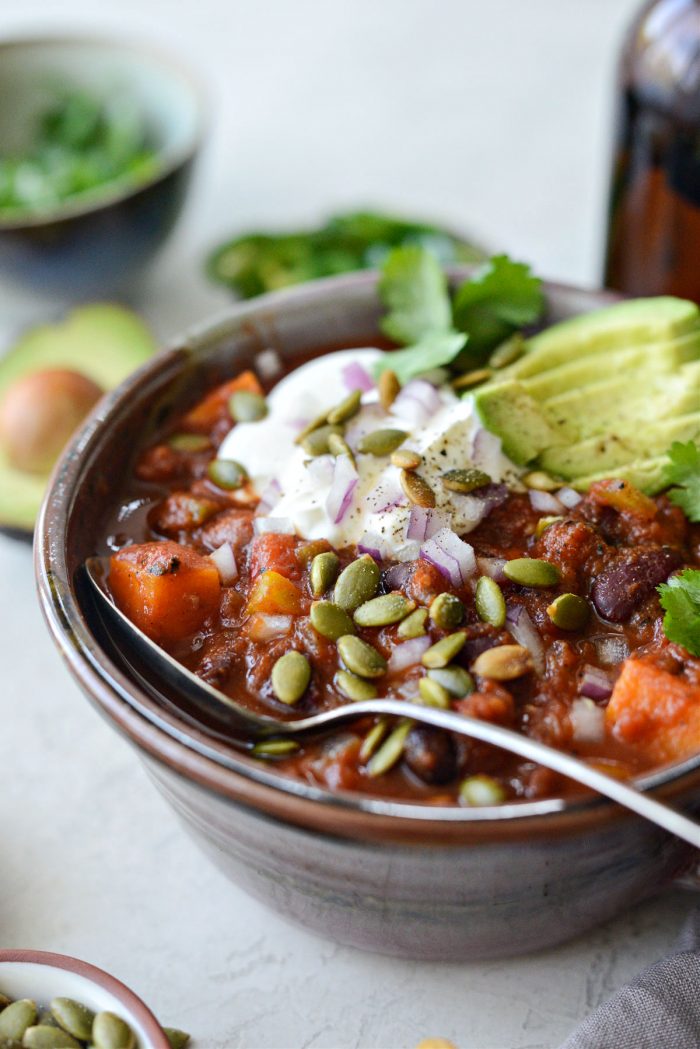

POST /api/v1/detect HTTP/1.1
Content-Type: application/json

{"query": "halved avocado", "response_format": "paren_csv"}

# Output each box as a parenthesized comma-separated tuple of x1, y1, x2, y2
(0, 304, 156, 533)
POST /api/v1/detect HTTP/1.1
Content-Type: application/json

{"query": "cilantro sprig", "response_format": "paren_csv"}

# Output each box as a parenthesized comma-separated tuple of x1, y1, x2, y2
(663, 440, 700, 522)
(658, 569, 700, 656)
(374, 246, 543, 383)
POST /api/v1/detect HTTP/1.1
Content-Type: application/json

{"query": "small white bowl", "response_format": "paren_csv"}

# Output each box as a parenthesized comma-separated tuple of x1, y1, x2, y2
(0, 950, 170, 1049)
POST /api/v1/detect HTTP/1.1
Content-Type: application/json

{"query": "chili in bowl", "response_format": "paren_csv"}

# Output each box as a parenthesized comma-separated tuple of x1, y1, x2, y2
(36, 270, 700, 961)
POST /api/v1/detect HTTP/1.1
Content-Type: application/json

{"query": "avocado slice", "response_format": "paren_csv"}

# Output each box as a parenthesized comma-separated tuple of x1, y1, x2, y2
(513, 296, 700, 379)
(0, 304, 156, 533)
(472, 380, 563, 465)
(572, 456, 670, 496)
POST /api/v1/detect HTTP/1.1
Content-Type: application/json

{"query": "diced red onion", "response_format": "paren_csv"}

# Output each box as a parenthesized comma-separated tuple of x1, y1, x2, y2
(406, 506, 451, 542)
(256, 348, 283, 380)
(451, 495, 489, 533)
(529, 489, 564, 514)
(210, 543, 238, 584)
(388, 635, 432, 672)
(342, 361, 374, 392)
(472, 483, 509, 513)
(570, 698, 606, 743)
(247, 613, 293, 642)
(326, 454, 358, 524)
(593, 635, 630, 666)
(254, 516, 296, 535)
(477, 556, 507, 583)
(471, 427, 502, 476)
(421, 527, 477, 587)
(358, 531, 389, 561)
(579, 664, 613, 701)
(391, 379, 442, 426)
(557, 486, 583, 509)
(305, 454, 335, 487)
(255, 478, 282, 515)
(395, 540, 422, 562)
(506, 604, 545, 674)
(366, 474, 406, 513)
(384, 561, 413, 589)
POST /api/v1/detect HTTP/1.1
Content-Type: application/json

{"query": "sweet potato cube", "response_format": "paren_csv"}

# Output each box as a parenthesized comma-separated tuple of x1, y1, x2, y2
(606, 659, 700, 765)
(110, 541, 221, 645)
(183, 370, 264, 432)
(589, 479, 657, 520)
(245, 570, 304, 616)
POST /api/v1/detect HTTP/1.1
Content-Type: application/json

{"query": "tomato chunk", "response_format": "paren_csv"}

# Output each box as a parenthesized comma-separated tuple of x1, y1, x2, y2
(182, 370, 264, 433)
(606, 658, 700, 764)
(110, 541, 220, 644)
(249, 533, 301, 580)
(589, 479, 657, 520)
(246, 570, 304, 615)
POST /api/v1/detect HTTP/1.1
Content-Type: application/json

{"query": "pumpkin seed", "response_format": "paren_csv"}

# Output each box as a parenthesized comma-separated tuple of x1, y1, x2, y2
(488, 332, 525, 369)
(229, 390, 268, 423)
(547, 593, 590, 631)
(460, 774, 507, 806)
(421, 632, 467, 669)
(0, 1039, 21, 1049)
(378, 369, 400, 410)
(440, 468, 491, 494)
(472, 644, 533, 680)
(418, 676, 451, 708)
(523, 470, 559, 492)
(168, 433, 210, 452)
(294, 409, 330, 444)
(327, 389, 362, 425)
(354, 592, 415, 627)
(164, 1030, 191, 1049)
(397, 607, 428, 638)
(399, 469, 436, 508)
(428, 665, 474, 697)
(366, 719, 413, 776)
(390, 448, 422, 470)
(252, 739, 300, 757)
(50, 1000, 93, 1042)
(503, 557, 560, 587)
(0, 1001, 36, 1040)
(22, 1027, 80, 1049)
(206, 458, 248, 490)
(475, 576, 506, 627)
(295, 538, 331, 564)
(310, 551, 340, 597)
(300, 423, 342, 456)
(335, 670, 378, 701)
(271, 651, 311, 704)
(452, 367, 492, 390)
(359, 718, 390, 761)
(337, 635, 387, 678)
(92, 1012, 135, 1049)
(358, 428, 409, 456)
(429, 592, 464, 630)
(310, 600, 356, 640)
(534, 514, 563, 539)
(327, 432, 355, 465)
(334, 554, 380, 611)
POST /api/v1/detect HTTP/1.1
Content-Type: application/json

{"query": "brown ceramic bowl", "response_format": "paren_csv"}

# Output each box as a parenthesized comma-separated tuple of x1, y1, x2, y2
(0, 949, 169, 1048)
(36, 271, 700, 961)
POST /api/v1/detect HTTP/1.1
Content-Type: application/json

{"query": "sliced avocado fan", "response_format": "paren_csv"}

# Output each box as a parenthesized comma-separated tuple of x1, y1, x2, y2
(0, 304, 156, 533)
(473, 296, 700, 492)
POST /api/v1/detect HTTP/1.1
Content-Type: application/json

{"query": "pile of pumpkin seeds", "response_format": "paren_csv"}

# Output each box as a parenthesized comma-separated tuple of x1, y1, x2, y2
(0, 992, 189, 1049)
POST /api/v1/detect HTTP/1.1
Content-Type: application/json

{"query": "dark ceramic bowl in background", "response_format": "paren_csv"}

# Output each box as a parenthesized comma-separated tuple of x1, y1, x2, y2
(0, 949, 170, 1048)
(36, 271, 700, 961)
(0, 37, 204, 298)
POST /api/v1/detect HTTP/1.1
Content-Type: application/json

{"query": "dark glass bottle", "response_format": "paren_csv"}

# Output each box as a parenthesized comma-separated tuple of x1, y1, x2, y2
(603, 0, 700, 299)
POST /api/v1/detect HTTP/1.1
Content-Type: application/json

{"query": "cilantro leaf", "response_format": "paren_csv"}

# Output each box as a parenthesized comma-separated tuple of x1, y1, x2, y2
(658, 569, 700, 656)
(374, 330, 467, 385)
(378, 245, 453, 345)
(452, 254, 544, 361)
(663, 440, 700, 522)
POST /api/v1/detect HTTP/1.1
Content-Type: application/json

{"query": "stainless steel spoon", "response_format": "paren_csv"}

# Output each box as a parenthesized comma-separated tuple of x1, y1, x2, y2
(85, 556, 700, 848)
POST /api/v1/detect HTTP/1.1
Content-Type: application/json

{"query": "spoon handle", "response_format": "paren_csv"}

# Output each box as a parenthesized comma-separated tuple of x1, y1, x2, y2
(299, 699, 700, 849)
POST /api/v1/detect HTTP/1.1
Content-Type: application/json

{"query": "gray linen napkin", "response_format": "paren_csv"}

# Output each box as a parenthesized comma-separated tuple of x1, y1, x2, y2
(559, 909, 700, 1049)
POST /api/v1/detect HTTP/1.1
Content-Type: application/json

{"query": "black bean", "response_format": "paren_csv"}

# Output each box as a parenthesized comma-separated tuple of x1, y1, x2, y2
(403, 725, 457, 785)
(591, 547, 683, 623)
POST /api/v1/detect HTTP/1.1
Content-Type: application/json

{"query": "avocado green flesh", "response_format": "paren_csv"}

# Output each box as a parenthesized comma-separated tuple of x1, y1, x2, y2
(473, 296, 700, 492)
(0, 304, 156, 533)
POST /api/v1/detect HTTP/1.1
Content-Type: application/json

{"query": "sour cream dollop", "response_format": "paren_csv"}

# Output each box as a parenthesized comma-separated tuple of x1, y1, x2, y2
(217, 349, 516, 551)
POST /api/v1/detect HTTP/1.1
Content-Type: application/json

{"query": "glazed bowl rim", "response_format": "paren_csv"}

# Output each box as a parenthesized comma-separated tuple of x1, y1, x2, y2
(0, 948, 170, 1048)
(0, 33, 206, 232)
(35, 268, 700, 840)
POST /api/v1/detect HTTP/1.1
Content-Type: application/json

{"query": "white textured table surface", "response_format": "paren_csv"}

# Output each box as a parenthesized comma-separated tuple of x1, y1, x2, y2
(0, 3, 696, 1048)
